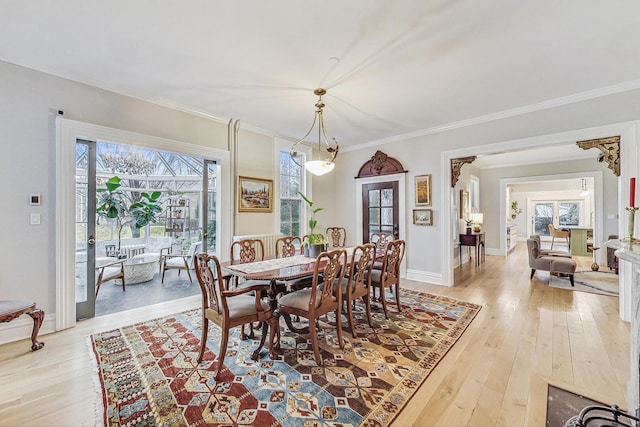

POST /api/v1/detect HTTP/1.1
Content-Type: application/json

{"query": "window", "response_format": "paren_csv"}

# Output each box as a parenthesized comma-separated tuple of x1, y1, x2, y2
(533, 200, 581, 235)
(279, 151, 303, 236)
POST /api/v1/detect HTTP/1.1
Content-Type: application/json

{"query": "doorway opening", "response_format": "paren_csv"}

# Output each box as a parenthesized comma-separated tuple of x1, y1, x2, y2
(74, 140, 218, 319)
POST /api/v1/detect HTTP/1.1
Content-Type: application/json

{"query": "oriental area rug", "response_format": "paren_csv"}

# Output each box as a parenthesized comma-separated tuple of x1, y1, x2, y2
(90, 289, 481, 426)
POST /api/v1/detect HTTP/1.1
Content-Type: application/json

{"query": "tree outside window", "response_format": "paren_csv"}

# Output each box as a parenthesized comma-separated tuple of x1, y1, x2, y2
(279, 151, 303, 236)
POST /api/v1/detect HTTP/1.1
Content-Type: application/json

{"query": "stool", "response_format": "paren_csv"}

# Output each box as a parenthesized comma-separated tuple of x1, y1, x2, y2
(550, 258, 577, 286)
(0, 300, 45, 350)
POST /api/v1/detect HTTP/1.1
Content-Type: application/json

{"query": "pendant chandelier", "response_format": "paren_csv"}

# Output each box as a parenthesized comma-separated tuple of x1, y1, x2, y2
(290, 88, 340, 176)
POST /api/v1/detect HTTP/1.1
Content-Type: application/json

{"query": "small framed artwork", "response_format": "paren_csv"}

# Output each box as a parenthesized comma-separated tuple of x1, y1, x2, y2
(415, 174, 432, 206)
(459, 189, 470, 219)
(238, 176, 273, 212)
(413, 209, 433, 225)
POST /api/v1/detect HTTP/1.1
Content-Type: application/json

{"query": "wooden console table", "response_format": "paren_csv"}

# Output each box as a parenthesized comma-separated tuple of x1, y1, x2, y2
(459, 232, 485, 267)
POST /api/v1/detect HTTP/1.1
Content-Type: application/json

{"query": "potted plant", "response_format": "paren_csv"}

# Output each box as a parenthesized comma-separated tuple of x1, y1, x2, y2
(96, 176, 163, 256)
(298, 192, 327, 257)
(510, 201, 523, 220)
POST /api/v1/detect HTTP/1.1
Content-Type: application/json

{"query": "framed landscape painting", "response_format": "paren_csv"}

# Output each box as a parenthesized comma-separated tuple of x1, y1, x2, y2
(413, 209, 433, 225)
(415, 174, 432, 206)
(238, 176, 273, 212)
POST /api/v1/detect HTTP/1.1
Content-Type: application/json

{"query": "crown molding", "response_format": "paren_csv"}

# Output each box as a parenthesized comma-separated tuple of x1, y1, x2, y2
(342, 78, 640, 153)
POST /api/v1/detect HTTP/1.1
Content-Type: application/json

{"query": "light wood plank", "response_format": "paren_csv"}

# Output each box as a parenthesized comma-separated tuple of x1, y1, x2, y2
(0, 246, 630, 427)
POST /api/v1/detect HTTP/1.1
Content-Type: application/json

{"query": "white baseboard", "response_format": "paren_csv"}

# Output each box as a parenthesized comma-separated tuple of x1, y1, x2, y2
(0, 312, 57, 346)
(405, 269, 446, 286)
(486, 248, 502, 256)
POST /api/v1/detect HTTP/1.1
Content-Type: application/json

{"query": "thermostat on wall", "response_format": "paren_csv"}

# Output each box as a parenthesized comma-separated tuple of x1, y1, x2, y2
(29, 194, 41, 205)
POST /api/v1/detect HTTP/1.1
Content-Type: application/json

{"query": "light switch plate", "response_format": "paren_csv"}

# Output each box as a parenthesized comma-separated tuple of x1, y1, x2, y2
(30, 213, 41, 225)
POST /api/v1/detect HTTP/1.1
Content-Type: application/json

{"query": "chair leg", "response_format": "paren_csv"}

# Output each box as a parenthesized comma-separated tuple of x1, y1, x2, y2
(569, 274, 575, 286)
(346, 296, 357, 338)
(308, 316, 322, 365)
(251, 320, 270, 361)
(268, 316, 279, 359)
(394, 283, 401, 312)
(550, 236, 555, 249)
(121, 265, 126, 292)
(26, 308, 45, 351)
(335, 306, 344, 349)
(363, 294, 373, 329)
(197, 317, 209, 363)
(530, 269, 536, 279)
(215, 326, 230, 380)
(182, 259, 192, 282)
(161, 266, 167, 283)
(380, 287, 389, 319)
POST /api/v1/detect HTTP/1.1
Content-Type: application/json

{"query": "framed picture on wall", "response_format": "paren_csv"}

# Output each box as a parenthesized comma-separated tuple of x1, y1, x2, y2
(238, 176, 273, 212)
(415, 174, 432, 206)
(413, 209, 433, 225)
(459, 189, 470, 219)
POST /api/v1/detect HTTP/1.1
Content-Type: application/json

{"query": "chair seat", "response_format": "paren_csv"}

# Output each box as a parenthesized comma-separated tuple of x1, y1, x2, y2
(279, 288, 333, 311)
(370, 269, 385, 283)
(0, 300, 35, 317)
(206, 294, 270, 320)
(164, 256, 188, 268)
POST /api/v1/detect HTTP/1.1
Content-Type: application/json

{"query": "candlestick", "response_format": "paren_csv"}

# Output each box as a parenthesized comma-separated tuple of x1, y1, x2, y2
(626, 206, 639, 241)
(631, 177, 636, 207)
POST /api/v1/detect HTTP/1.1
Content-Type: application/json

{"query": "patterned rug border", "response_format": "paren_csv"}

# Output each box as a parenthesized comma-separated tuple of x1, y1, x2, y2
(89, 289, 482, 426)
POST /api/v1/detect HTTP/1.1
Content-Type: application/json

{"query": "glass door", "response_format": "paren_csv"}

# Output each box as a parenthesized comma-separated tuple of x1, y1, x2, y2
(363, 181, 399, 242)
(75, 139, 97, 320)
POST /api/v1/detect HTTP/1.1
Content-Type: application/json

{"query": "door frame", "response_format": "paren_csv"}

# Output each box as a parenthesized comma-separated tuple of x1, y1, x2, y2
(501, 171, 603, 257)
(440, 120, 640, 287)
(56, 118, 230, 331)
(355, 173, 407, 275)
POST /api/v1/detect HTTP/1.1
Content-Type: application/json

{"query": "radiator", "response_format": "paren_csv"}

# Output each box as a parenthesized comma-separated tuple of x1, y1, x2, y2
(232, 233, 283, 259)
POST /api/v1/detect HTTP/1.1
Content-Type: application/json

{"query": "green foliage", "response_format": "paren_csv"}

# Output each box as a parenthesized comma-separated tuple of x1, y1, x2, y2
(96, 176, 163, 248)
(298, 191, 325, 245)
(510, 201, 523, 215)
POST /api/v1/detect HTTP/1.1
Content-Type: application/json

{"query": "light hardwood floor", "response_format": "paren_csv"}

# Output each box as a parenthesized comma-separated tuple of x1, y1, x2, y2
(0, 243, 630, 426)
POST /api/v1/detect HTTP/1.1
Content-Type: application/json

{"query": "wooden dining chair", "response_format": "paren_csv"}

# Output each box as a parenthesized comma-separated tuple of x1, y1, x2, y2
(326, 227, 346, 247)
(194, 253, 277, 380)
(370, 239, 406, 319)
(334, 243, 375, 337)
(277, 248, 347, 365)
(230, 238, 269, 338)
(230, 239, 265, 264)
(275, 236, 303, 258)
(370, 232, 393, 253)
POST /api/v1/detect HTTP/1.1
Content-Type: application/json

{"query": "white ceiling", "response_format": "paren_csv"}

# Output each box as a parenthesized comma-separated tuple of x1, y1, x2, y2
(2, 1, 640, 158)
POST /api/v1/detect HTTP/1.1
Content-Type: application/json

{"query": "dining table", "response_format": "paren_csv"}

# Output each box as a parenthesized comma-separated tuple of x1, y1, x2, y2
(220, 246, 385, 351)
(221, 254, 325, 342)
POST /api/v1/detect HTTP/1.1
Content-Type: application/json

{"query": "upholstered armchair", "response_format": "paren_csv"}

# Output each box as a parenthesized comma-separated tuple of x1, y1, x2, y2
(529, 235, 571, 257)
(527, 238, 576, 286)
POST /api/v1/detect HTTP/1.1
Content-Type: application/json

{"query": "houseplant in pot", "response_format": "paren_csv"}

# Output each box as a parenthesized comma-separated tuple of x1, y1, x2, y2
(510, 201, 523, 220)
(96, 176, 163, 256)
(298, 192, 327, 258)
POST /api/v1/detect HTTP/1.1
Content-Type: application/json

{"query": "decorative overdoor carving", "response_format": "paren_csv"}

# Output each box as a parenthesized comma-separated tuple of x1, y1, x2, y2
(576, 136, 620, 177)
(451, 156, 476, 187)
(356, 150, 407, 178)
